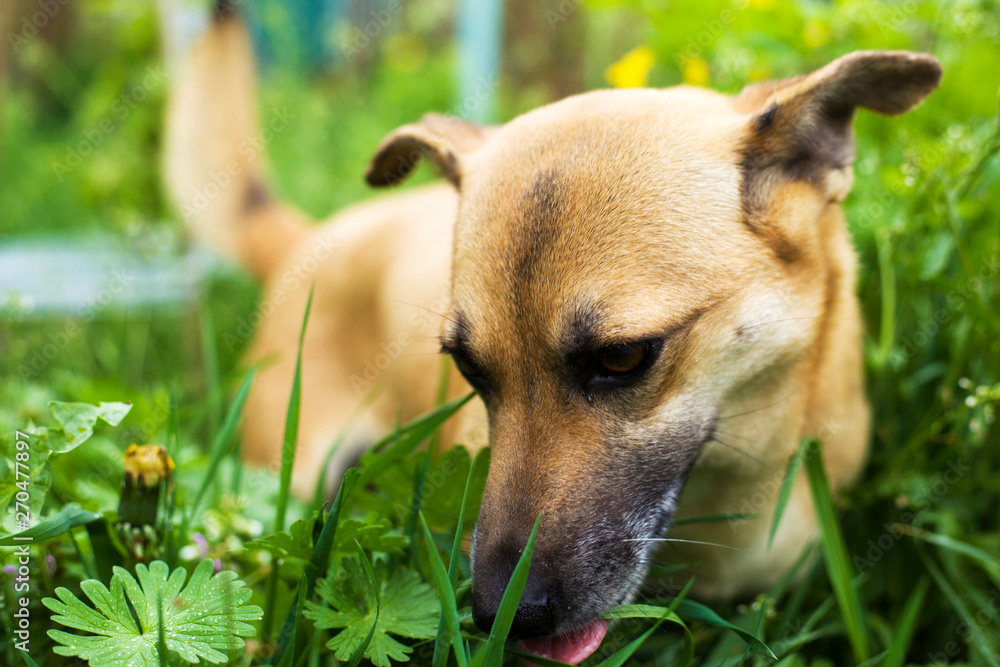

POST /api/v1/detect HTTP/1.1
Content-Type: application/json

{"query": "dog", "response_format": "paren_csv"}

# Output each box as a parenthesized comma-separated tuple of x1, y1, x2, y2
(165, 7, 941, 663)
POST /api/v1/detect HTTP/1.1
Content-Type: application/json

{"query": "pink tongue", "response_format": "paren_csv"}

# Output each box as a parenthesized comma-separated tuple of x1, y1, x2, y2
(518, 619, 610, 665)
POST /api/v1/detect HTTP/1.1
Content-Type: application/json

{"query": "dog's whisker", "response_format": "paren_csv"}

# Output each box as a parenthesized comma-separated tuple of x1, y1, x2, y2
(385, 298, 458, 326)
(716, 392, 794, 421)
(738, 316, 819, 333)
(626, 537, 743, 552)
(712, 427, 757, 442)
(709, 436, 774, 472)
(401, 351, 451, 360)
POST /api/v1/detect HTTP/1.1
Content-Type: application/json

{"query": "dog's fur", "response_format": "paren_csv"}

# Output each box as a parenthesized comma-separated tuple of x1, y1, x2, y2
(165, 9, 941, 645)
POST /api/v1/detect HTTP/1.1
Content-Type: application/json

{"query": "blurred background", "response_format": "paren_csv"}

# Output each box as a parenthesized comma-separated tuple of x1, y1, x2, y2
(3, 0, 998, 429)
(2, 0, 998, 387)
(0, 0, 999, 660)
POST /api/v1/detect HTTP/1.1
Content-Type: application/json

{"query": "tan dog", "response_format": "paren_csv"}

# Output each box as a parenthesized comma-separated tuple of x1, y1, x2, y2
(165, 8, 941, 663)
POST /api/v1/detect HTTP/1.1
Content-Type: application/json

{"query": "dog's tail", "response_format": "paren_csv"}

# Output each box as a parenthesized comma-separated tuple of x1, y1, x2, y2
(164, 0, 309, 278)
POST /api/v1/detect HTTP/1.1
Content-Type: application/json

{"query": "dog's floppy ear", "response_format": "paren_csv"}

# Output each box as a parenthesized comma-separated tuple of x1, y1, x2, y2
(737, 51, 942, 205)
(366, 113, 498, 188)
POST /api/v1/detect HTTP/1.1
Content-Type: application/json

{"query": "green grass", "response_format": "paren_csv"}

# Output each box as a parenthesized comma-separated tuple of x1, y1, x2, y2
(1, 0, 999, 665)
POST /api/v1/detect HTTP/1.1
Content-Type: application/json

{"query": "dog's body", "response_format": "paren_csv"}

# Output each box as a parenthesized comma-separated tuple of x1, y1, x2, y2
(166, 11, 940, 662)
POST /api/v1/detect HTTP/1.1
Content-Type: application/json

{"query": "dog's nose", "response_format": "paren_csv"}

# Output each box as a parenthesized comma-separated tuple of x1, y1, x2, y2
(472, 580, 555, 639)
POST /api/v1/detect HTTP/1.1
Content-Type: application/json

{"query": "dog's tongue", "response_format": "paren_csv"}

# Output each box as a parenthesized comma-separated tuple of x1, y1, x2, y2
(518, 620, 609, 665)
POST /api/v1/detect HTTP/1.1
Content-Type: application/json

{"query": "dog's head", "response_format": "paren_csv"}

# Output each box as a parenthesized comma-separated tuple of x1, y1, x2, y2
(368, 51, 940, 661)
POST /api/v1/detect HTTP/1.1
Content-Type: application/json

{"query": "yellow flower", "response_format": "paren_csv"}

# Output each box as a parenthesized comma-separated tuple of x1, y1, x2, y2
(682, 57, 711, 87)
(605, 46, 656, 88)
(802, 19, 830, 49)
(124, 443, 175, 488)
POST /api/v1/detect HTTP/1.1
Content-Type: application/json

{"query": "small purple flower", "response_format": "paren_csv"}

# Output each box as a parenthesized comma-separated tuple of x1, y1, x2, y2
(191, 532, 209, 559)
(47, 554, 57, 577)
(2, 565, 16, 575)
(213, 558, 222, 573)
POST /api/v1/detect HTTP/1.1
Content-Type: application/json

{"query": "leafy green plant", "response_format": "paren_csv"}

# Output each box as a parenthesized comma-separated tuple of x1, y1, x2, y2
(303, 556, 439, 666)
(42, 559, 262, 665)
(0, 401, 131, 533)
(1, 0, 998, 665)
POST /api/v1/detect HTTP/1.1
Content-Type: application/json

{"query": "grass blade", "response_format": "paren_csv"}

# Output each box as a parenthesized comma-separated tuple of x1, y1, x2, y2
(183, 368, 256, 536)
(405, 356, 453, 549)
(421, 512, 469, 667)
(598, 614, 684, 667)
(347, 541, 381, 667)
(311, 385, 382, 512)
(501, 649, 572, 666)
(895, 524, 1000, 571)
(600, 604, 695, 665)
(472, 514, 542, 667)
(267, 468, 360, 665)
(881, 576, 929, 667)
(431, 450, 483, 667)
(738, 596, 768, 667)
(277, 577, 310, 667)
(263, 286, 314, 638)
(769, 437, 812, 550)
(199, 291, 223, 441)
(0, 506, 100, 546)
(451, 450, 483, 588)
(920, 547, 1000, 667)
(357, 392, 475, 486)
(676, 600, 776, 659)
(804, 440, 870, 662)
(275, 284, 314, 535)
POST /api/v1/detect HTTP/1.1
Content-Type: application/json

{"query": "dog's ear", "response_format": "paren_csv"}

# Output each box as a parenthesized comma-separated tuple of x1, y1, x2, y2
(366, 113, 498, 188)
(737, 51, 942, 204)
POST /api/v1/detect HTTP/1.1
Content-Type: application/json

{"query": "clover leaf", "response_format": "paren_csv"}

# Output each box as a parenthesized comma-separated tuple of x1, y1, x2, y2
(43, 559, 262, 666)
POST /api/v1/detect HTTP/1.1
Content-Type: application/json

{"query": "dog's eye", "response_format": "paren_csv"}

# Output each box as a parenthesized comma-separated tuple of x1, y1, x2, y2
(598, 343, 647, 375)
(447, 350, 492, 397)
(452, 354, 479, 379)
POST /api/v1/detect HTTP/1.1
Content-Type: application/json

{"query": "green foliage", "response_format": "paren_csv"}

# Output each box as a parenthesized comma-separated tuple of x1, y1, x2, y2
(0, 401, 130, 534)
(473, 515, 542, 667)
(303, 557, 439, 666)
(43, 559, 262, 665)
(245, 513, 408, 562)
(805, 441, 870, 662)
(1, 0, 998, 665)
(0, 506, 101, 547)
